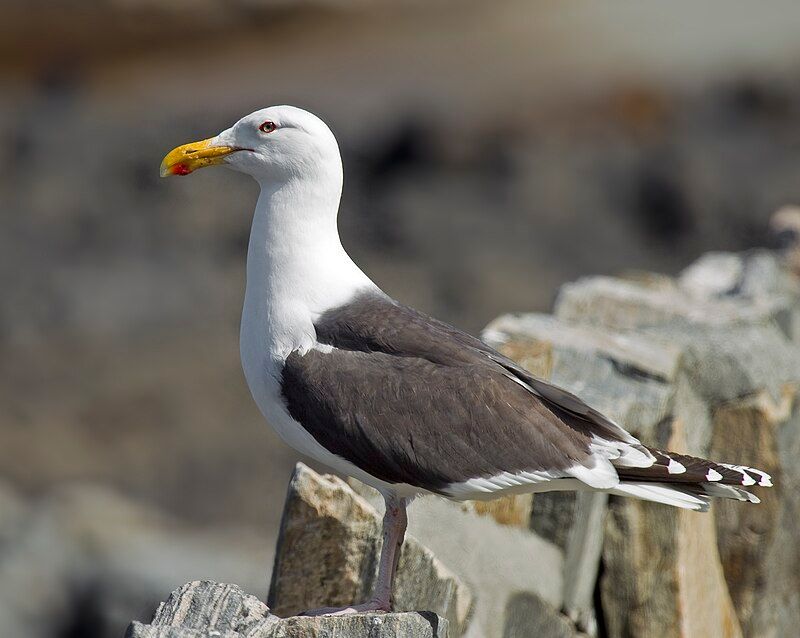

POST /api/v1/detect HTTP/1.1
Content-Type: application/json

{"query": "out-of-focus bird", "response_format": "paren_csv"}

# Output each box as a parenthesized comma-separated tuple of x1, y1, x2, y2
(161, 106, 772, 615)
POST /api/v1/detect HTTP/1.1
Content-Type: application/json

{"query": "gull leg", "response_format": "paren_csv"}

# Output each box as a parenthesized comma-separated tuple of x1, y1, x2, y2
(370, 492, 409, 610)
(301, 493, 408, 616)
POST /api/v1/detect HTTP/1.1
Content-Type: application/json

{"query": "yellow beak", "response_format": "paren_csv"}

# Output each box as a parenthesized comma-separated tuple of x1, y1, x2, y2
(160, 137, 237, 177)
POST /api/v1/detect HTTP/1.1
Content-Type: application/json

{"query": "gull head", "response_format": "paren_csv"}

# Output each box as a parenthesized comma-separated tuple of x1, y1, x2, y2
(160, 106, 341, 183)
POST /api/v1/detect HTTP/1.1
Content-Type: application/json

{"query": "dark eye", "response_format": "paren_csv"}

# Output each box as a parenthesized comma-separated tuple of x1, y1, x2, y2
(259, 120, 277, 134)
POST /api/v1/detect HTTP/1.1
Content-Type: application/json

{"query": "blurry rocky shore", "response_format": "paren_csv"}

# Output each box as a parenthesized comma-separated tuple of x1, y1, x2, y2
(4, 3, 800, 637)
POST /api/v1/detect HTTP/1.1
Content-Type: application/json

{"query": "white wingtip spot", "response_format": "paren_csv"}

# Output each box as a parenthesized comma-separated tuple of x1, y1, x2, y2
(746, 468, 773, 487)
(667, 458, 686, 474)
(706, 468, 723, 482)
(721, 463, 758, 486)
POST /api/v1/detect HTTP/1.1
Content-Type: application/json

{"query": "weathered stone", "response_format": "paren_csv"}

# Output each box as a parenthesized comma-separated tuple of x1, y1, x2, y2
(547, 258, 800, 638)
(679, 249, 800, 302)
(529, 492, 578, 552)
(677, 244, 800, 638)
(464, 495, 533, 528)
(484, 313, 675, 441)
(710, 394, 798, 638)
(503, 592, 584, 638)
(678, 251, 748, 298)
(559, 492, 607, 634)
(484, 281, 800, 638)
(347, 478, 565, 638)
(404, 498, 564, 638)
(484, 313, 683, 383)
(555, 275, 788, 331)
(130, 580, 277, 637)
(268, 464, 472, 636)
(601, 419, 743, 638)
(483, 313, 677, 634)
(127, 581, 448, 638)
(653, 322, 800, 406)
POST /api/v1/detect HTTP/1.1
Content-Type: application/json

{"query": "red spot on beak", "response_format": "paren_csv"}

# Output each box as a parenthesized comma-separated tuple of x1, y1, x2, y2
(172, 163, 191, 176)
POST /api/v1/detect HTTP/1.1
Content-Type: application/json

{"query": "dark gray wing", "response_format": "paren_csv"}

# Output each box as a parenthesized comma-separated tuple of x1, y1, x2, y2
(281, 345, 590, 492)
(314, 291, 644, 446)
(279, 291, 646, 492)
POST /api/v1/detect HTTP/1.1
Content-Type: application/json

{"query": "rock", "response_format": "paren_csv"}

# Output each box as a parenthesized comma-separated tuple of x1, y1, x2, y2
(503, 592, 586, 638)
(678, 251, 748, 298)
(346, 477, 566, 638)
(540, 254, 800, 638)
(484, 314, 674, 442)
(402, 497, 564, 638)
(484, 313, 683, 383)
(559, 492, 607, 635)
(554, 275, 788, 331)
(127, 580, 448, 638)
(678, 251, 800, 638)
(268, 464, 472, 636)
(463, 495, 533, 528)
(127, 580, 278, 638)
(484, 260, 800, 638)
(521, 490, 606, 634)
(679, 249, 800, 303)
(710, 394, 798, 638)
(482, 314, 676, 633)
(600, 418, 743, 638)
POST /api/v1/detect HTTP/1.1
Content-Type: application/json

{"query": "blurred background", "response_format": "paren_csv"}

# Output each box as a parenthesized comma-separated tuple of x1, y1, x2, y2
(2, 1, 800, 636)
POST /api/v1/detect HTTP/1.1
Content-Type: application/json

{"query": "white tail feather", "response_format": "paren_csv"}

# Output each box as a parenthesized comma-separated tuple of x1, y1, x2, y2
(610, 482, 710, 511)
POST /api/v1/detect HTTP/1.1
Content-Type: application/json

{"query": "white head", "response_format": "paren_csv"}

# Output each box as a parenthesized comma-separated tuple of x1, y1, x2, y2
(160, 105, 342, 187)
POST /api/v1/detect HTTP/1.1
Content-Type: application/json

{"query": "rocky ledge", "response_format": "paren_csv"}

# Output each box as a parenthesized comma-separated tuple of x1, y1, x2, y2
(126, 580, 448, 638)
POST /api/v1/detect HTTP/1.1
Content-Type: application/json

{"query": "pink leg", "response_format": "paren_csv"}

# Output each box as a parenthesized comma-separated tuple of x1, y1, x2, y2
(302, 493, 408, 616)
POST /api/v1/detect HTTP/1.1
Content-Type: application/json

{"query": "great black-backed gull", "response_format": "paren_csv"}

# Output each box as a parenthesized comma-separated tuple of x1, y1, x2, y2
(161, 105, 772, 615)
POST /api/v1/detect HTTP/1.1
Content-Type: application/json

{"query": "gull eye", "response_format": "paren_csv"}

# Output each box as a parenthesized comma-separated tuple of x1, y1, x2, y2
(259, 120, 277, 134)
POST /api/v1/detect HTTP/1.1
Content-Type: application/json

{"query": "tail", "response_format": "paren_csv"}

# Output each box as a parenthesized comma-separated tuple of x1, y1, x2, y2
(609, 448, 772, 512)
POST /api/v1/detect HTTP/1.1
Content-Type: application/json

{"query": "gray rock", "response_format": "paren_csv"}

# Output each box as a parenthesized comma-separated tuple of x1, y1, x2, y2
(560, 492, 607, 635)
(483, 313, 676, 634)
(268, 464, 472, 636)
(127, 580, 277, 637)
(525, 490, 606, 634)
(710, 394, 800, 638)
(127, 581, 448, 638)
(484, 313, 683, 382)
(678, 251, 747, 298)
(601, 487, 743, 638)
(503, 592, 585, 638)
(544, 259, 800, 638)
(679, 249, 800, 302)
(679, 248, 800, 344)
(484, 266, 800, 637)
(555, 275, 787, 331)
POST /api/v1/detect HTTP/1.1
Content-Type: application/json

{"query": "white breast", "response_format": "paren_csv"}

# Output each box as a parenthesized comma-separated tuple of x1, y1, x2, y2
(236, 176, 419, 496)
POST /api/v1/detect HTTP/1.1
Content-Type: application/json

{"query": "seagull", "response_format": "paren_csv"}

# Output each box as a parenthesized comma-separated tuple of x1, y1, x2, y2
(161, 106, 773, 615)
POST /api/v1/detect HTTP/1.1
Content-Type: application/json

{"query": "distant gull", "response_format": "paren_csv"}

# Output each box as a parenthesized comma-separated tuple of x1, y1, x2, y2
(161, 106, 772, 615)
